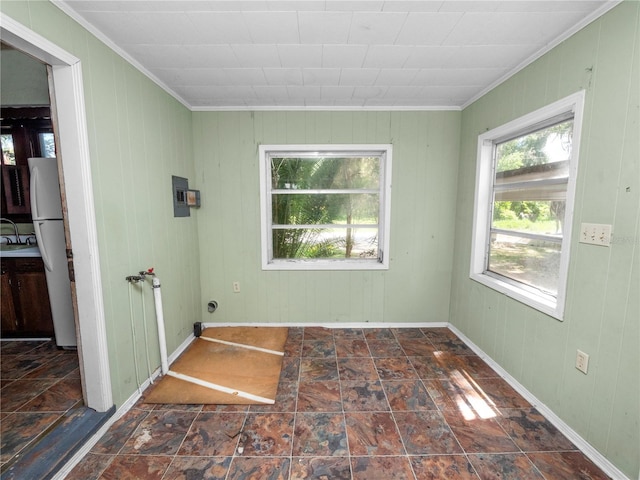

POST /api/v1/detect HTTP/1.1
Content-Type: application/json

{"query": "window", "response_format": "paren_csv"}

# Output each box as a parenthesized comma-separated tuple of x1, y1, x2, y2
(1, 108, 56, 220)
(1, 134, 16, 165)
(259, 144, 392, 270)
(470, 92, 585, 320)
(38, 132, 56, 158)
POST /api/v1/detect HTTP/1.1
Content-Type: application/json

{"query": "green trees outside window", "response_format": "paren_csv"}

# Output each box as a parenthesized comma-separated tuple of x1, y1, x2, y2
(270, 155, 380, 260)
(489, 119, 574, 295)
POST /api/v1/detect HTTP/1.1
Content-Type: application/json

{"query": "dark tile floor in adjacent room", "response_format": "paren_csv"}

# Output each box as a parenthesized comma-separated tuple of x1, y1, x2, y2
(67, 327, 610, 479)
(0, 340, 83, 470)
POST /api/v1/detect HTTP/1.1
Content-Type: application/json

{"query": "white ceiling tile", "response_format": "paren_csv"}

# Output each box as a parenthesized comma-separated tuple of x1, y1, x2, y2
(72, 1, 212, 13)
(150, 68, 230, 86)
(182, 46, 240, 68)
(79, 11, 194, 44)
(403, 46, 458, 68)
(232, 45, 281, 67)
(339, 68, 381, 86)
(127, 45, 241, 70)
(222, 69, 268, 85)
(348, 12, 407, 44)
(381, 1, 443, 12)
(252, 85, 290, 99)
(186, 12, 253, 43)
(124, 45, 187, 68)
(375, 69, 419, 86)
(322, 45, 368, 68)
(278, 45, 323, 68)
(402, 45, 536, 69)
(421, 85, 485, 100)
(250, 98, 288, 107)
(362, 46, 412, 68)
(437, 1, 501, 12)
(242, 11, 300, 43)
(263, 68, 304, 85)
(287, 86, 322, 99)
(266, 1, 326, 11)
(298, 11, 353, 44)
(177, 85, 257, 100)
(495, 1, 605, 12)
(62, 0, 613, 108)
(200, 2, 270, 12)
(302, 69, 342, 86)
(383, 85, 426, 98)
(321, 86, 356, 99)
(441, 45, 535, 68)
(412, 68, 506, 86)
(443, 11, 587, 46)
(68, 1, 125, 12)
(327, 1, 384, 11)
(353, 85, 389, 99)
(394, 12, 463, 45)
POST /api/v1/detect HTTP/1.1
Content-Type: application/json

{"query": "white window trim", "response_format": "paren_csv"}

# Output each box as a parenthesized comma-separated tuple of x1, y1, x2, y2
(259, 144, 392, 271)
(470, 91, 585, 320)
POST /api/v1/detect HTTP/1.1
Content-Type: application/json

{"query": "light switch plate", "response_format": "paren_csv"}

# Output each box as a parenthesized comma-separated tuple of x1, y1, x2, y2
(579, 223, 611, 246)
(576, 349, 589, 374)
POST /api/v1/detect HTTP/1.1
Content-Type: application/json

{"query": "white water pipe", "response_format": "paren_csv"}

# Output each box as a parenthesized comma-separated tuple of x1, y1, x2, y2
(139, 286, 153, 383)
(152, 276, 169, 375)
(126, 282, 142, 391)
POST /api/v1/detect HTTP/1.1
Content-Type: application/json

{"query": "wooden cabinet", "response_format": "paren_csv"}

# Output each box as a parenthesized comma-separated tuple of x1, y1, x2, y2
(1, 257, 54, 337)
(1, 107, 54, 223)
(1, 270, 17, 332)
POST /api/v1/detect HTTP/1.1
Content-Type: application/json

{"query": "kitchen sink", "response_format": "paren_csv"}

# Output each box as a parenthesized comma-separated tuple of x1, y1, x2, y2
(0, 243, 41, 257)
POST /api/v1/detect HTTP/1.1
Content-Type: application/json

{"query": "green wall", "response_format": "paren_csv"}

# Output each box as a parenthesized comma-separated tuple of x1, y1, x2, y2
(0, 48, 49, 106)
(193, 111, 460, 325)
(1, 1, 202, 407)
(449, 3, 639, 478)
(2, 1, 637, 477)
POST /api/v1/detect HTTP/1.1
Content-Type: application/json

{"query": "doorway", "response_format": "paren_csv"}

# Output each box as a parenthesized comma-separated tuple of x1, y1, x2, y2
(1, 14, 112, 412)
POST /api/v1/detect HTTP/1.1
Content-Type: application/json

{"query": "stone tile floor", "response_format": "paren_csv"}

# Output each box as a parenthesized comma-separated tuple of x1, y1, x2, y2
(66, 327, 610, 479)
(0, 340, 83, 470)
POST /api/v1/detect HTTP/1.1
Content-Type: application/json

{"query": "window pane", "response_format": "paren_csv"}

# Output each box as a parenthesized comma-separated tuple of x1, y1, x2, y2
(38, 132, 56, 158)
(272, 193, 379, 226)
(492, 200, 566, 235)
(271, 156, 379, 190)
(489, 118, 572, 298)
(1, 134, 16, 165)
(273, 227, 378, 259)
(488, 232, 560, 296)
(496, 119, 573, 174)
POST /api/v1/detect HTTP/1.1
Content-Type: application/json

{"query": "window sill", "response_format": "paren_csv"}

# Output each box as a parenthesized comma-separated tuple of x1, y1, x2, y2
(470, 271, 563, 321)
(263, 258, 389, 271)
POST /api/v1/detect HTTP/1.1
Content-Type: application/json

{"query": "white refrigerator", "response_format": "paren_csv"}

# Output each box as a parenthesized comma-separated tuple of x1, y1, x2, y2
(28, 157, 77, 348)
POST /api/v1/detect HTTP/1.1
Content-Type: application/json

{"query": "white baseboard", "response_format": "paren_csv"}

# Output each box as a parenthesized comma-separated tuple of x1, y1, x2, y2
(201, 321, 449, 329)
(448, 324, 630, 480)
(52, 333, 195, 480)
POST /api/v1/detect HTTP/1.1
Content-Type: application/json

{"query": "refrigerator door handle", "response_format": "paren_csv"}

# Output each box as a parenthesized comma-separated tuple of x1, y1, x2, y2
(30, 165, 40, 219)
(33, 220, 54, 272)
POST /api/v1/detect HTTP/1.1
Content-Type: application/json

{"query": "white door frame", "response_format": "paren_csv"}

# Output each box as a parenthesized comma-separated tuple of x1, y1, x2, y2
(1, 13, 112, 412)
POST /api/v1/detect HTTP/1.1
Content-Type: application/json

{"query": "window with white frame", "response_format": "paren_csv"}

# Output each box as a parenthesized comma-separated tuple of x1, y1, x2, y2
(259, 144, 392, 270)
(470, 92, 585, 320)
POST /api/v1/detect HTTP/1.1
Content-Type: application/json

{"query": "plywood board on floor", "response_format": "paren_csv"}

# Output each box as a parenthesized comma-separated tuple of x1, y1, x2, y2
(144, 327, 288, 405)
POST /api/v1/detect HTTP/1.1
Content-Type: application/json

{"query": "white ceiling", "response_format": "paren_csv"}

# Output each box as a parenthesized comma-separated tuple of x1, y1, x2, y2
(55, 0, 618, 110)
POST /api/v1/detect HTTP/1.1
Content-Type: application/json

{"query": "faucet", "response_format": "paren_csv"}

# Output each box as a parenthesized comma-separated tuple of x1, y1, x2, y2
(0, 218, 21, 244)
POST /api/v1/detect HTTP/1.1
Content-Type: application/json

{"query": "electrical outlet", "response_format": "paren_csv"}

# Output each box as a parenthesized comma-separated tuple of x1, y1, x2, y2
(232, 281, 240, 293)
(576, 350, 589, 374)
(579, 223, 612, 246)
